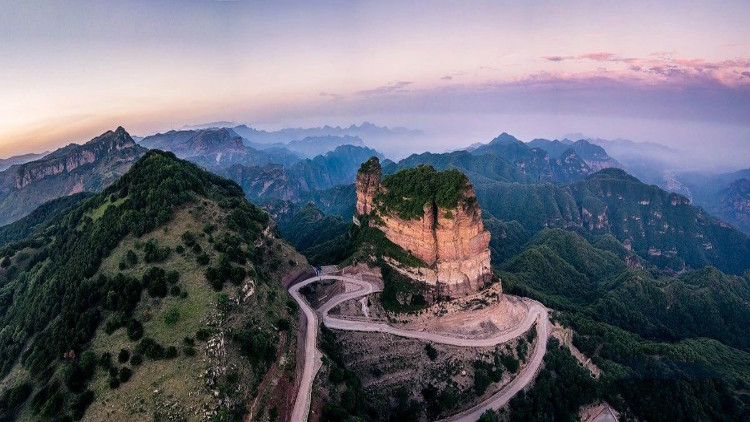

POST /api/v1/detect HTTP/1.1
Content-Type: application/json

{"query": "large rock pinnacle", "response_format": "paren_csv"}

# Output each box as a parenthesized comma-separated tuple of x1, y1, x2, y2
(355, 157, 494, 297)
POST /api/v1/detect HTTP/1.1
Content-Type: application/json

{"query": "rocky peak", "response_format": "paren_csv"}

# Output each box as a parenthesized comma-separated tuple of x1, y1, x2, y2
(12, 127, 143, 189)
(355, 158, 493, 297)
(355, 156, 382, 216)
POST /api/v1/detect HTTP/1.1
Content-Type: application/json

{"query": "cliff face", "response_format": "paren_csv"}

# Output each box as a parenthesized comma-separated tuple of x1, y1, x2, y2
(0, 127, 146, 226)
(356, 157, 493, 297)
(355, 157, 381, 215)
(14, 127, 139, 189)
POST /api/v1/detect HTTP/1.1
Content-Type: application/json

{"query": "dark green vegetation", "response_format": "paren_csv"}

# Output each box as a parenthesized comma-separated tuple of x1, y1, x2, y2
(379, 264, 429, 312)
(254, 136, 750, 421)
(500, 228, 750, 421)
(0, 192, 93, 248)
(475, 169, 750, 275)
(503, 229, 750, 350)
(271, 203, 350, 260)
(506, 338, 599, 422)
(379, 145, 750, 275)
(273, 207, 425, 273)
(0, 150, 297, 421)
(377, 165, 472, 220)
(317, 326, 377, 422)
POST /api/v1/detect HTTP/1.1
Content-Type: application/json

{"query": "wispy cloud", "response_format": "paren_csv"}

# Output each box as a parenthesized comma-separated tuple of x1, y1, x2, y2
(318, 91, 342, 99)
(578, 52, 617, 61)
(356, 81, 412, 96)
(543, 55, 572, 62)
(540, 52, 750, 86)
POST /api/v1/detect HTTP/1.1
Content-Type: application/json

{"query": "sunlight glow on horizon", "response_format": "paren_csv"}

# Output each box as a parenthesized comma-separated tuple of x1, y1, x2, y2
(0, 0, 748, 158)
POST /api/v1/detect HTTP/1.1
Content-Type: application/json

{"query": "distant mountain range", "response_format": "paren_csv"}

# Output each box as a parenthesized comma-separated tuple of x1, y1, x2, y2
(0, 151, 50, 172)
(392, 132, 599, 185)
(231, 121, 422, 145)
(0, 124, 748, 422)
(273, 132, 750, 276)
(286, 135, 364, 158)
(1, 126, 747, 275)
(527, 138, 622, 171)
(138, 128, 301, 168)
(675, 168, 750, 234)
(0, 127, 146, 226)
(220, 144, 381, 203)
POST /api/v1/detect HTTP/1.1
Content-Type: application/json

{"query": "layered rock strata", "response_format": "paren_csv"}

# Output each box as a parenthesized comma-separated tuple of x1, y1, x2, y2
(355, 157, 493, 297)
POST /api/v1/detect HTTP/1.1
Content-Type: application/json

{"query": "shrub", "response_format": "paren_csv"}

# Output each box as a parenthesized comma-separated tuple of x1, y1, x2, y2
(119, 367, 132, 383)
(182, 231, 196, 247)
(277, 318, 290, 331)
(126, 250, 138, 265)
(70, 389, 95, 420)
(142, 267, 168, 298)
(164, 308, 179, 326)
(108, 377, 120, 389)
(127, 320, 144, 341)
(136, 337, 165, 360)
(118, 349, 130, 364)
(165, 346, 178, 359)
(98, 352, 112, 369)
(104, 312, 126, 334)
(196, 328, 211, 341)
(130, 353, 143, 366)
(196, 252, 210, 266)
(143, 239, 171, 263)
(424, 343, 438, 361)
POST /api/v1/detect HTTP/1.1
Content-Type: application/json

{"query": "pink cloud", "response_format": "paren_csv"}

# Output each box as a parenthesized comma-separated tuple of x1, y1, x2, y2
(578, 52, 617, 61)
(539, 52, 750, 87)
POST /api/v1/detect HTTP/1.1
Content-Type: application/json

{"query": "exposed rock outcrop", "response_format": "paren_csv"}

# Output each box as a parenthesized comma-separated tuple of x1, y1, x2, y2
(15, 127, 137, 189)
(355, 157, 381, 216)
(355, 157, 493, 297)
(0, 127, 146, 226)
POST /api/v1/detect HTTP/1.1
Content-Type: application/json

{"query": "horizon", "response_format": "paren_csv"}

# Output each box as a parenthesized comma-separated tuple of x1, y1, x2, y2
(1, 0, 748, 169)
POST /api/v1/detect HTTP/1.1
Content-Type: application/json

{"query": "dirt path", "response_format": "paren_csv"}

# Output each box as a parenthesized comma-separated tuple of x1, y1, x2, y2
(288, 275, 550, 422)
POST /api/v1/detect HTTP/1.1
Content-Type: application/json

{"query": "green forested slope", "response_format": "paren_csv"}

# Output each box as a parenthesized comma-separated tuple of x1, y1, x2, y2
(0, 151, 304, 422)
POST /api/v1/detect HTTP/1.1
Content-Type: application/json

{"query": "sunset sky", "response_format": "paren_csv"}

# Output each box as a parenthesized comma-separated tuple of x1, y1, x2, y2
(1, 0, 748, 166)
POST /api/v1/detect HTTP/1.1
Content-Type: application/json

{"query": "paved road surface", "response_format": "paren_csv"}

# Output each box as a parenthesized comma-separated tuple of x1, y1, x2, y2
(288, 275, 549, 422)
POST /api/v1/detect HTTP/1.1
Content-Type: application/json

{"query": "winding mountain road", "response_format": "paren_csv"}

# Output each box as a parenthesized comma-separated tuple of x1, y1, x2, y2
(288, 275, 549, 422)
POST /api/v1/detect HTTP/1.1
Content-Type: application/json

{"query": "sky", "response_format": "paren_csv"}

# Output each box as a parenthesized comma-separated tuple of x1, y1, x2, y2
(1, 0, 749, 168)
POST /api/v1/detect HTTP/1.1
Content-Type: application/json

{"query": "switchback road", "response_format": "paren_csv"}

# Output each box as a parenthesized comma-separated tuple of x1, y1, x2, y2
(288, 275, 549, 422)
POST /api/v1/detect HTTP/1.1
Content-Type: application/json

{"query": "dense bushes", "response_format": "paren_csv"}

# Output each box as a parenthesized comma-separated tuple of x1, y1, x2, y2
(233, 328, 277, 368)
(378, 165, 470, 220)
(205, 254, 246, 290)
(143, 239, 171, 263)
(507, 338, 598, 421)
(141, 267, 179, 298)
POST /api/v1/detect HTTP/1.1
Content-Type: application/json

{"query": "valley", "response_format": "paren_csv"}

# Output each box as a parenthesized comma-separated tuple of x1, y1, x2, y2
(0, 127, 747, 422)
(4, 5, 749, 422)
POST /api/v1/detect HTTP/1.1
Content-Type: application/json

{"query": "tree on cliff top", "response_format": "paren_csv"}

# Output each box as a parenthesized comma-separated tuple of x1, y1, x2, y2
(377, 165, 472, 220)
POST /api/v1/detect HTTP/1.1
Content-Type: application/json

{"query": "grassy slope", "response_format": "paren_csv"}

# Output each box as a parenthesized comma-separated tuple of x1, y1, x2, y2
(0, 151, 308, 422)
(82, 204, 305, 422)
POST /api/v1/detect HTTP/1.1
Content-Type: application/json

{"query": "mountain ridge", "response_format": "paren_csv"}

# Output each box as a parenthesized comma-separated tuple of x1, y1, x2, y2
(0, 127, 146, 226)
